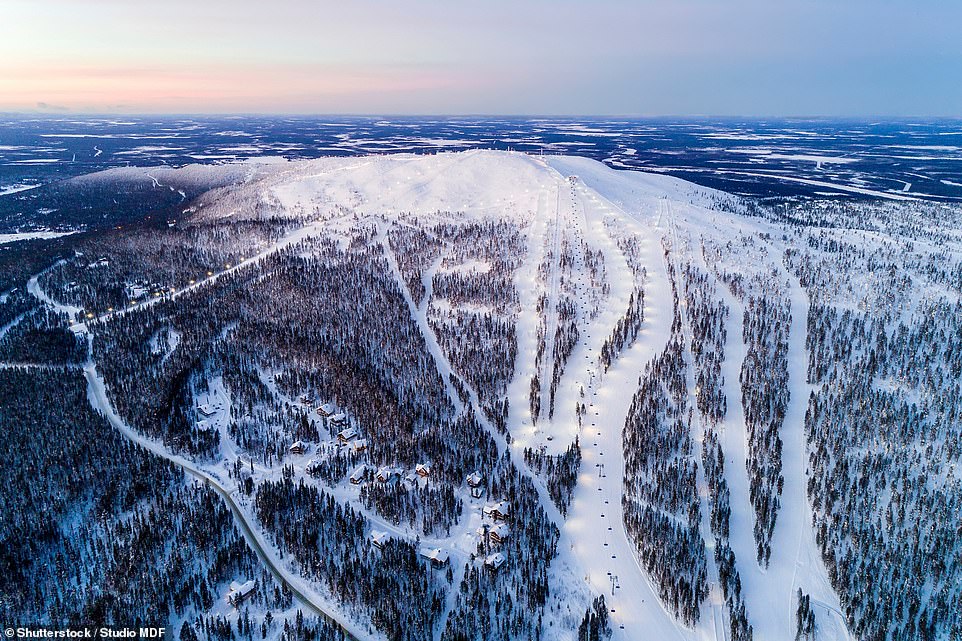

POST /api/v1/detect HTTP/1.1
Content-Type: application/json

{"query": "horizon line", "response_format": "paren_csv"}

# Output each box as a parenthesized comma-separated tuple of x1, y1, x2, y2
(3, 111, 962, 122)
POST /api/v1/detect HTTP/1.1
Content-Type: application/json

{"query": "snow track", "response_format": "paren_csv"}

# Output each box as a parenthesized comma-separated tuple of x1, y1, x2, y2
(538, 157, 696, 641)
(0, 362, 81, 370)
(713, 282, 772, 638)
(378, 222, 566, 529)
(674, 261, 729, 640)
(772, 276, 850, 641)
(709, 256, 847, 641)
(542, 154, 850, 641)
(504, 187, 551, 441)
(539, 184, 563, 420)
(0, 312, 26, 341)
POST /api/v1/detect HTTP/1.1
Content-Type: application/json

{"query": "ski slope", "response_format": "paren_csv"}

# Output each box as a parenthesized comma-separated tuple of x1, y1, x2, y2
(542, 155, 848, 641)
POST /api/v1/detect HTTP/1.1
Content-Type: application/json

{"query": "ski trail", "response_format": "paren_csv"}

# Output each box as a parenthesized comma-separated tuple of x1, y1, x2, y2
(665, 196, 729, 641)
(540, 184, 563, 419)
(377, 222, 461, 411)
(0, 311, 26, 340)
(710, 279, 772, 639)
(707, 239, 850, 641)
(504, 188, 551, 441)
(88, 211, 360, 326)
(541, 171, 691, 641)
(377, 223, 566, 529)
(420, 253, 444, 315)
(688, 353, 729, 641)
(772, 274, 850, 641)
(376, 242, 495, 641)
(674, 270, 729, 639)
(0, 362, 81, 370)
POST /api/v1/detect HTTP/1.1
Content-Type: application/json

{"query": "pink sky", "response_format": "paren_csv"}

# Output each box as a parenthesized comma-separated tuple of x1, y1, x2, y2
(1, 0, 959, 115)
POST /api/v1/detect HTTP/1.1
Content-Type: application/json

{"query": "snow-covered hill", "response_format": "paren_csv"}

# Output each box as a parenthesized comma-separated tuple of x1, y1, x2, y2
(8, 150, 960, 641)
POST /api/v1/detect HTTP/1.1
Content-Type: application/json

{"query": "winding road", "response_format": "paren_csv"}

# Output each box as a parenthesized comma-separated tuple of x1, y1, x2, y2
(29, 255, 376, 641)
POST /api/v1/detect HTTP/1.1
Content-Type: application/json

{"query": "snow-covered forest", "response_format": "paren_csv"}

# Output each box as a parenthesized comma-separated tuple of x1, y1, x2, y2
(3, 150, 959, 641)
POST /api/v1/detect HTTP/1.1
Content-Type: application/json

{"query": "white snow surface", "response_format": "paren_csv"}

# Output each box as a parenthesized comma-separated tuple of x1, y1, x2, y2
(0, 183, 42, 196)
(541, 155, 847, 641)
(0, 230, 77, 244)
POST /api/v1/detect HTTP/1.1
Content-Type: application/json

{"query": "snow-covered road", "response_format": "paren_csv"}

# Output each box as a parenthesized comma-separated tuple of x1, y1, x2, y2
(81, 357, 375, 641)
(27, 255, 377, 641)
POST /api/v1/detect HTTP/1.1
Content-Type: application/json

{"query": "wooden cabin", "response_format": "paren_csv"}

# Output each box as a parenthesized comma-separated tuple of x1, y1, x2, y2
(227, 580, 256, 607)
(289, 440, 307, 455)
(350, 464, 368, 485)
(483, 500, 511, 522)
(420, 547, 450, 568)
(376, 467, 399, 484)
(488, 523, 510, 545)
(467, 471, 485, 498)
(485, 552, 506, 571)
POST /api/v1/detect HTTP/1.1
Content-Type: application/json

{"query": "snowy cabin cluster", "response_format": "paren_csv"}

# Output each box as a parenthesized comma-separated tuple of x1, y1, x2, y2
(477, 499, 512, 549)
(349, 460, 433, 487)
(369, 531, 450, 568)
(317, 401, 367, 451)
(292, 401, 370, 469)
